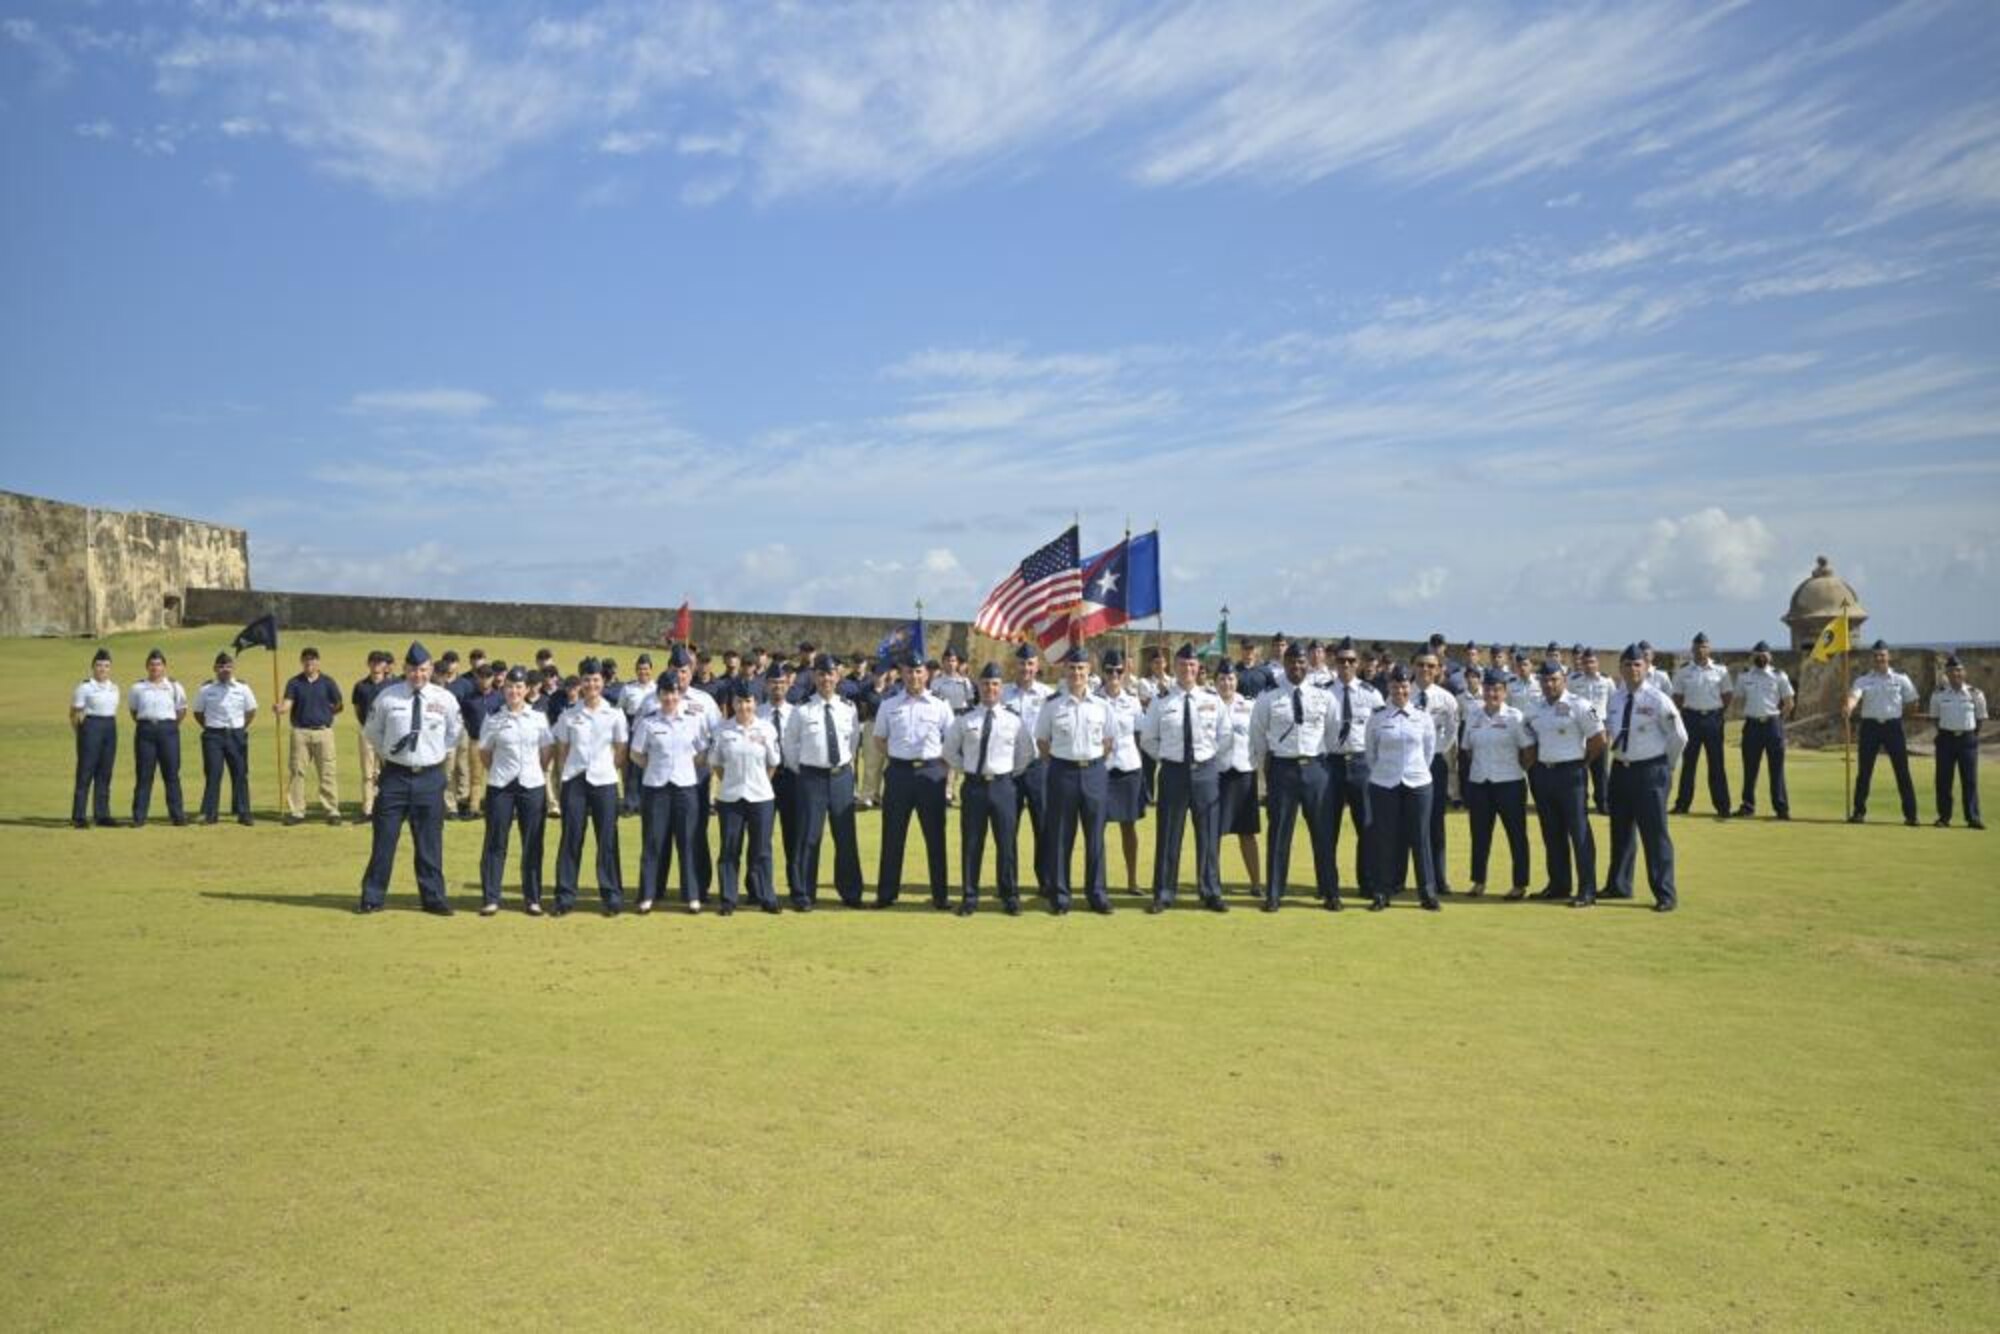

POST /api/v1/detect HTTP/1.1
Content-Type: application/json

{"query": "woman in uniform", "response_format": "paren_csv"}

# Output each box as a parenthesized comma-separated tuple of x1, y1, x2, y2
(1212, 660, 1262, 898)
(709, 686, 783, 915)
(1099, 649, 1149, 897)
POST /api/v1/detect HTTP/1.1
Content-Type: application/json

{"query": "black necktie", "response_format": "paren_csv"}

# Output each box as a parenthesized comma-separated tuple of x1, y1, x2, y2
(975, 705, 994, 775)
(393, 687, 423, 755)
(1292, 687, 1305, 753)
(825, 702, 841, 766)
(1616, 692, 1634, 754)
(1182, 692, 1195, 761)
(1338, 683, 1353, 746)
(1419, 687, 1429, 710)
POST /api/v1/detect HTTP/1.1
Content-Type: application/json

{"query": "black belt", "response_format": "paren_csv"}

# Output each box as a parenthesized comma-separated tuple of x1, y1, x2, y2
(963, 772, 1013, 784)
(1612, 754, 1665, 767)
(387, 761, 443, 776)
(136, 717, 179, 725)
(1267, 754, 1318, 766)
(1686, 708, 1723, 716)
(1938, 727, 1976, 737)
(1744, 715, 1781, 723)
(1158, 755, 1215, 767)
(1536, 758, 1585, 768)
(887, 757, 936, 768)
(798, 763, 852, 775)
(204, 725, 246, 733)
(1048, 757, 1101, 770)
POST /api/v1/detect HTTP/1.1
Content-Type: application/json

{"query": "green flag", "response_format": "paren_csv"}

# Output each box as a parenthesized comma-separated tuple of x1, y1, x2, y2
(1198, 612, 1229, 661)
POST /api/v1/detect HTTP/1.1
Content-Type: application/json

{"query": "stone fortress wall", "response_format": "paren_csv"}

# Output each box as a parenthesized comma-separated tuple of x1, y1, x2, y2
(0, 490, 250, 637)
(180, 585, 1995, 752)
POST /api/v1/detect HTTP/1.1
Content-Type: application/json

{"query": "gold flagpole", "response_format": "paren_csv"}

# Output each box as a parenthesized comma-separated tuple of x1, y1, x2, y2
(1840, 602, 1853, 818)
(271, 648, 284, 817)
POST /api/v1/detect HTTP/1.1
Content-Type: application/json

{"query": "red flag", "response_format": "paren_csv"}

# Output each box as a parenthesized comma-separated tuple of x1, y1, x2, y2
(669, 601, 692, 644)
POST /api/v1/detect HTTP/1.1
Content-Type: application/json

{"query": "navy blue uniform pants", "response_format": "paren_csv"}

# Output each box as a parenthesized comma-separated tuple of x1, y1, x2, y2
(361, 763, 448, 908)
(557, 776, 624, 909)
(1466, 778, 1530, 890)
(1935, 730, 1981, 824)
(1854, 719, 1918, 821)
(1531, 760, 1597, 897)
(1017, 758, 1051, 895)
(639, 783, 702, 905)
(1675, 709, 1731, 813)
(1739, 717, 1789, 815)
(72, 716, 117, 824)
(1426, 754, 1452, 889)
(132, 720, 185, 825)
(771, 768, 799, 899)
(1326, 753, 1373, 898)
(1046, 758, 1110, 910)
(1608, 756, 1675, 907)
(199, 726, 251, 820)
(1261, 757, 1333, 906)
(694, 779, 714, 891)
(793, 765, 863, 906)
(1371, 783, 1438, 906)
(481, 781, 547, 906)
(718, 798, 777, 908)
(877, 759, 949, 906)
(1587, 748, 1610, 814)
(958, 773, 1020, 908)
(1152, 758, 1222, 905)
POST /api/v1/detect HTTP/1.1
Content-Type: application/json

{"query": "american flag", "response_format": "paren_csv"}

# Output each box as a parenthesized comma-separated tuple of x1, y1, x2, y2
(973, 526, 1083, 641)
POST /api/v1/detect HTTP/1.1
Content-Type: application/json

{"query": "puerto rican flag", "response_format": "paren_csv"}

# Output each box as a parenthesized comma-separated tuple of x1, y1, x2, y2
(1035, 531, 1160, 659)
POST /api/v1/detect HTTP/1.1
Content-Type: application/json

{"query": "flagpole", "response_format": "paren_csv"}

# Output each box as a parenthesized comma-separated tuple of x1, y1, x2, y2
(1840, 602, 1853, 818)
(915, 598, 925, 660)
(1121, 517, 1133, 668)
(270, 649, 283, 817)
(1152, 518, 1164, 666)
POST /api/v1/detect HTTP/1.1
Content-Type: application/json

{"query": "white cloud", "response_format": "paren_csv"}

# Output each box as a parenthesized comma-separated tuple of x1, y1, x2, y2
(597, 128, 666, 155)
(348, 387, 493, 417)
(1608, 509, 1776, 604)
(73, 119, 116, 139)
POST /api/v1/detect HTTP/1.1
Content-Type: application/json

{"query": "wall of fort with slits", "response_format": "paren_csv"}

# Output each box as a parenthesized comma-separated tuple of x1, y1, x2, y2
(182, 585, 1995, 749)
(0, 490, 249, 637)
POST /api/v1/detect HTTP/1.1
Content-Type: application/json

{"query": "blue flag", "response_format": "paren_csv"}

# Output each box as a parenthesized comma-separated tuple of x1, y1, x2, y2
(876, 618, 925, 664)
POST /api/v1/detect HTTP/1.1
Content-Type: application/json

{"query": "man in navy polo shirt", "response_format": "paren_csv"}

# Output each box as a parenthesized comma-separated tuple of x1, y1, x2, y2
(279, 646, 344, 825)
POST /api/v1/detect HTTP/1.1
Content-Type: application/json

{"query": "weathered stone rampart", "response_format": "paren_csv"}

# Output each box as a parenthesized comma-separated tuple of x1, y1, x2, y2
(0, 490, 249, 636)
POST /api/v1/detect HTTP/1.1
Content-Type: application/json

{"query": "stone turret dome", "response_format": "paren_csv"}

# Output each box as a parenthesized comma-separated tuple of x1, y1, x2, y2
(1782, 556, 1867, 651)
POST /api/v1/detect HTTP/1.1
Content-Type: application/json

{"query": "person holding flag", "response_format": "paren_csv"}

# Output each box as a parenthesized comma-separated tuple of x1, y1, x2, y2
(1844, 640, 1921, 826)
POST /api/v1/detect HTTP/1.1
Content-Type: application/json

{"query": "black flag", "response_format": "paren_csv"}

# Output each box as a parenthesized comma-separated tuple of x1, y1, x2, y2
(231, 613, 279, 654)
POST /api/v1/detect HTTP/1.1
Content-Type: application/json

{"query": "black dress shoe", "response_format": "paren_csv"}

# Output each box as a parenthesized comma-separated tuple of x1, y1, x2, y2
(1503, 887, 1526, 901)
(1145, 900, 1165, 914)
(238, 816, 255, 826)
(353, 902, 381, 915)
(1774, 811, 1790, 821)
(71, 820, 89, 829)
(1970, 818, 1986, 830)
(171, 817, 188, 826)
(1735, 805, 1754, 818)
(1934, 817, 1951, 827)
(792, 900, 814, 913)
(201, 815, 218, 825)
(1205, 898, 1231, 913)
(1090, 903, 1114, 915)
(1669, 805, 1691, 816)
(1051, 904, 1069, 916)
(1420, 898, 1441, 912)
(870, 900, 895, 910)
(1367, 897, 1388, 912)
(1570, 895, 1596, 909)
(1905, 816, 1919, 827)
(1258, 901, 1278, 913)
(718, 902, 735, 916)
(549, 903, 572, 918)
(603, 905, 622, 917)
(1533, 887, 1569, 901)
(1652, 901, 1676, 913)
(1322, 897, 1340, 912)
(95, 818, 120, 828)
(761, 902, 782, 914)
(932, 899, 952, 912)
(1847, 812, 1865, 824)
(954, 903, 975, 917)
(282, 815, 303, 827)
(1002, 900, 1021, 916)
(421, 902, 455, 917)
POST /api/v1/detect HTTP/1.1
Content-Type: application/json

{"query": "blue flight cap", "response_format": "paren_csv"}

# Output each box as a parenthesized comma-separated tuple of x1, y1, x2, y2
(811, 652, 838, 673)
(1335, 635, 1355, 652)
(978, 662, 1004, 680)
(1174, 642, 1199, 662)
(1544, 641, 1560, 655)
(1692, 631, 1709, 645)
(1014, 643, 1037, 661)
(1536, 660, 1564, 678)
(1870, 639, 1888, 651)
(1620, 643, 1644, 663)
(504, 666, 530, 684)
(1752, 640, 1771, 653)
(1482, 668, 1508, 687)
(404, 641, 431, 666)
(1214, 658, 1237, 676)
(666, 646, 694, 668)
(578, 656, 603, 677)
(1101, 648, 1125, 670)
(1386, 663, 1410, 683)
(1944, 653, 1962, 668)
(1283, 640, 1307, 660)
(92, 647, 111, 663)
(1571, 643, 1585, 656)
(656, 674, 680, 694)
(1637, 639, 1653, 652)
(635, 652, 653, 667)
(1062, 647, 1089, 665)
(146, 647, 166, 664)
(764, 663, 788, 681)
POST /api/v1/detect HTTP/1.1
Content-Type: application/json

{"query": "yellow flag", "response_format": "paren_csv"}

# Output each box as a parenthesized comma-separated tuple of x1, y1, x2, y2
(1810, 610, 1850, 663)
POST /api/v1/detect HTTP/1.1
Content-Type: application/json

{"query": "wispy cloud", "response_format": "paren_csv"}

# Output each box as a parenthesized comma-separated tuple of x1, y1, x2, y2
(348, 387, 493, 417)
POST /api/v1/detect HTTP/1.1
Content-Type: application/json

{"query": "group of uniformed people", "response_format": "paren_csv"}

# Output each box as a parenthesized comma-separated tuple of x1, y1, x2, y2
(67, 630, 1987, 915)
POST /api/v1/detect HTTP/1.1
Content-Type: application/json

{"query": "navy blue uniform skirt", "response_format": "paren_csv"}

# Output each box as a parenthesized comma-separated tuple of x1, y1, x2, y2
(1217, 767, 1260, 835)
(1104, 765, 1149, 822)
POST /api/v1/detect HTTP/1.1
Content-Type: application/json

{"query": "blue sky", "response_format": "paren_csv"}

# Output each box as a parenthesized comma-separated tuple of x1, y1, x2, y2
(3, 0, 1997, 647)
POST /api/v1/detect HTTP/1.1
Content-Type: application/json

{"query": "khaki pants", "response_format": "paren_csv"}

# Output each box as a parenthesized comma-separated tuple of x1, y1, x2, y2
(448, 731, 482, 814)
(358, 728, 383, 816)
(288, 726, 340, 818)
(861, 730, 887, 805)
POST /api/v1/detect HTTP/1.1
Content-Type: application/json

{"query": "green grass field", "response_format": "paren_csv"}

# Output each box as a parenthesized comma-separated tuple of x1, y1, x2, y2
(4, 628, 1997, 1329)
